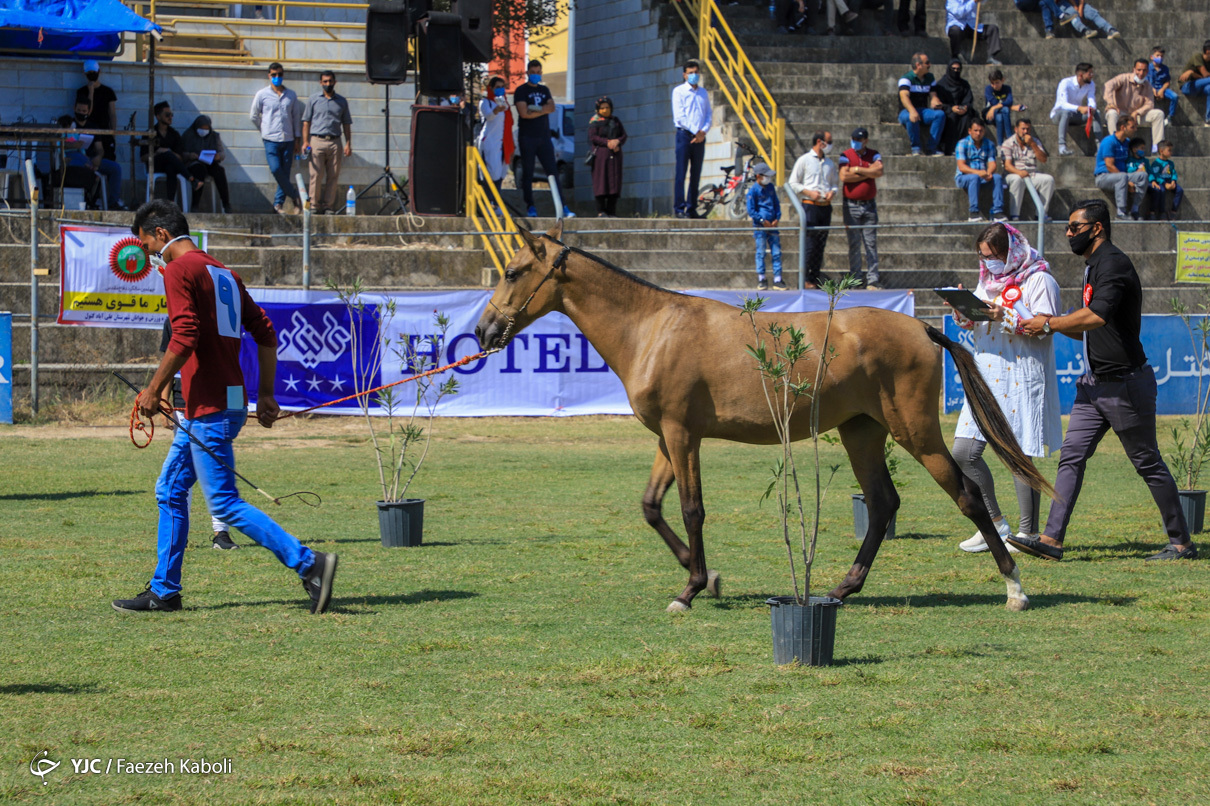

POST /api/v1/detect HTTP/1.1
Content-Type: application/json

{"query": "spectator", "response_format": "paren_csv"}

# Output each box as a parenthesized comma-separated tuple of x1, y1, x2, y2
(1104, 60, 1166, 153)
(672, 59, 712, 219)
(935, 59, 976, 156)
(475, 75, 512, 193)
(945, 0, 1003, 66)
(1000, 118, 1053, 221)
(897, 0, 926, 37)
(515, 59, 575, 219)
(898, 52, 945, 157)
(821, 0, 859, 35)
(67, 98, 124, 211)
(1055, 1, 1119, 40)
(1147, 140, 1182, 221)
(954, 118, 1006, 222)
(144, 101, 204, 204)
(76, 59, 117, 161)
(588, 96, 627, 218)
(301, 71, 353, 216)
(180, 115, 231, 214)
(838, 127, 883, 289)
(56, 114, 104, 208)
(1148, 47, 1179, 122)
(1049, 62, 1102, 155)
(950, 223, 1061, 554)
(787, 131, 838, 289)
(1178, 40, 1210, 127)
(1012, 0, 1060, 39)
(746, 163, 783, 290)
(774, 0, 816, 34)
(1125, 137, 1149, 175)
(250, 62, 302, 214)
(1094, 116, 1147, 220)
(984, 68, 1024, 146)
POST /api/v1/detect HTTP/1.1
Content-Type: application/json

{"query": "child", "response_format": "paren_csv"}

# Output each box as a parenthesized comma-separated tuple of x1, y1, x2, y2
(984, 69, 1026, 146)
(1148, 46, 1179, 123)
(1126, 137, 1150, 219)
(746, 163, 784, 290)
(1147, 139, 1183, 220)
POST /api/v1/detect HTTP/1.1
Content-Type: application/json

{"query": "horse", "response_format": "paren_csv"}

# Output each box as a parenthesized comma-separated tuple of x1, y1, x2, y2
(475, 222, 1052, 613)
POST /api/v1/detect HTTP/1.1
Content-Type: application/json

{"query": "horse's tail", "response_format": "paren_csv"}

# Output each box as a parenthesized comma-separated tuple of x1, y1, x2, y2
(925, 324, 1056, 498)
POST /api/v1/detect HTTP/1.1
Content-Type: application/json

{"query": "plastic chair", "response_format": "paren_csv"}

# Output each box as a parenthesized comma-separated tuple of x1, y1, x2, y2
(145, 172, 192, 213)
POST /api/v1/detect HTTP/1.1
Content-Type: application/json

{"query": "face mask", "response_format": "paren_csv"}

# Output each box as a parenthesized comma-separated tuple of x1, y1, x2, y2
(1068, 226, 1096, 256)
(493, 87, 505, 98)
(1153, 56, 1163, 64)
(75, 113, 88, 122)
(449, 96, 461, 104)
(270, 75, 283, 87)
(85, 72, 99, 82)
(1132, 74, 1146, 84)
(150, 234, 190, 272)
(984, 258, 1008, 276)
(757, 176, 769, 186)
(528, 73, 542, 84)
(686, 73, 700, 86)
(850, 140, 863, 152)
(322, 83, 335, 94)
(822, 142, 833, 154)
(196, 128, 210, 138)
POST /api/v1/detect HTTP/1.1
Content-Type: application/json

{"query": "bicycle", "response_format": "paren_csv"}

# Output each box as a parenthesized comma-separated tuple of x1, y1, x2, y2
(694, 142, 759, 219)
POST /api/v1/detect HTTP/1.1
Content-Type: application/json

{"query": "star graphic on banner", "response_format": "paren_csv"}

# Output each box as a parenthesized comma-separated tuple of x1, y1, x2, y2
(306, 375, 323, 391)
(283, 374, 300, 392)
(329, 375, 346, 392)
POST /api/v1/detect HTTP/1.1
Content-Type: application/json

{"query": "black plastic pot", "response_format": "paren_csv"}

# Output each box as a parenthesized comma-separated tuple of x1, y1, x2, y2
(766, 595, 843, 666)
(377, 499, 425, 547)
(851, 493, 897, 540)
(1179, 490, 1206, 535)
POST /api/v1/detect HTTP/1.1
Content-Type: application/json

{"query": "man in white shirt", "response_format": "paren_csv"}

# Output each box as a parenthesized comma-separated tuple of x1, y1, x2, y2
(1049, 62, 1102, 155)
(787, 131, 838, 289)
(671, 59, 712, 219)
(250, 61, 303, 213)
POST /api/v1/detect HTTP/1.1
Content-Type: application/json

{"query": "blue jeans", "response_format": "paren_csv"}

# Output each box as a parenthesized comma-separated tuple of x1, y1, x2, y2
(1158, 87, 1179, 119)
(1182, 76, 1210, 122)
(753, 229, 782, 278)
(1056, 1, 1113, 36)
(898, 108, 945, 153)
(263, 139, 299, 207)
(152, 410, 315, 598)
(674, 128, 705, 215)
(67, 151, 122, 209)
(956, 172, 1005, 215)
(988, 106, 1013, 146)
(1148, 183, 1183, 214)
(1014, 0, 1056, 33)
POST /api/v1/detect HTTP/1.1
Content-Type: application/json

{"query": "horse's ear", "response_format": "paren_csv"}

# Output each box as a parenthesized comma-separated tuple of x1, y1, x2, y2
(545, 220, 564, 242)
(517, 226, 546, 261)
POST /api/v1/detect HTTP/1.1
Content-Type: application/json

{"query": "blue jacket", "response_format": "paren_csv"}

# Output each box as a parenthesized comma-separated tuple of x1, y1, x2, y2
(747, 182, 780, 224)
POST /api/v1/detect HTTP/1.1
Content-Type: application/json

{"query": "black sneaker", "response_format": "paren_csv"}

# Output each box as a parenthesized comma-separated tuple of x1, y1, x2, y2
(301, 552, 338, 614)
(772, 279, 787, 290)
(112, 587, 182, 613)
(1006, 534, 1064, 561)
(1146, 543, 1198, 561)
(212, 531, 239, 550)
(757, 279, 769, 291)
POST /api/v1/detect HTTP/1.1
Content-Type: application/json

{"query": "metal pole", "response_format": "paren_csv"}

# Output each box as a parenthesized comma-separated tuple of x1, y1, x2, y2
(548, 175, 564, 219)
(1024, 176, 1046, 257)
(24, 159, 38, 415)
(295, 173, 311, 289)
(783, 181, 807, 290)
(147, 36, 156, 205)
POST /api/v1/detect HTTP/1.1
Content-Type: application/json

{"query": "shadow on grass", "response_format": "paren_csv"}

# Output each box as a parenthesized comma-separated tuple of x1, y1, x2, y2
(0, 489, 143, 502)
(192, 589, 480, 614)
(1063, 541, 1172, 562)
(887, 532, 942, 541)
(853, 592, 1136, 609)
(0, 682, 104, 695)
(831, 655, 885, 667)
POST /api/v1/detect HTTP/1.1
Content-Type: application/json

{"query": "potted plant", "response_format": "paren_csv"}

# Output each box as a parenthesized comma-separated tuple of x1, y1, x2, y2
(330, 278, 460, 547)
(1167, 293, 1210, 534)
(742, 276, 859, 667)
(850, 438, 905, 540)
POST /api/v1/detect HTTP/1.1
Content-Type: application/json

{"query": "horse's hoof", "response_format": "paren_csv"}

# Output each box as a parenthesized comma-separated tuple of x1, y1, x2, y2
(1005, 595, 1029, 612)
(706, 570, 721, 598)
(666, 599, 691, 613)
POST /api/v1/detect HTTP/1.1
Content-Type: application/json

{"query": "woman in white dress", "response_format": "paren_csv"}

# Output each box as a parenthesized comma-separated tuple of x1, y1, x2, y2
(476, 75, 510, 191)
(950, 223, 1062, 553)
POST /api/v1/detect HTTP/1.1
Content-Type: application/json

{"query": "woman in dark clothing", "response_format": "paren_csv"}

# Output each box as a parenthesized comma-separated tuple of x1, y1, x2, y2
(180, 115, 232, 213)
(587, 96, 627, 217)
(934, 60, 976, 156)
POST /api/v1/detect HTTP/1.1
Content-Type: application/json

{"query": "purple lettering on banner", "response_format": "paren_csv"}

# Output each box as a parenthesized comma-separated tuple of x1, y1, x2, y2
(576, 334, 609, 373)
(535, 334, 571, 372)
(447, 332, 487, 374)
(499, 334, 528, 373)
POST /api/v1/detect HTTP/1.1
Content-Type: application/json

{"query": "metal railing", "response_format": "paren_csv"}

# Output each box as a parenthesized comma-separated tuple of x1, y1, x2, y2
(465, 146, 522, 276)
(671, 0, 786, 182)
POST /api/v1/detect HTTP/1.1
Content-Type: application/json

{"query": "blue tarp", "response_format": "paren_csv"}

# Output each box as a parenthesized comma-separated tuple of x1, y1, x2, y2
(0, 0, 159, 35)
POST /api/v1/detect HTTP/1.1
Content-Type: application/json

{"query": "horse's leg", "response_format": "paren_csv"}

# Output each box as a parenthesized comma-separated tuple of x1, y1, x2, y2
(828, 416, 899, 601)
(642, 441, 720, 597)
(659, 426, 710, 613)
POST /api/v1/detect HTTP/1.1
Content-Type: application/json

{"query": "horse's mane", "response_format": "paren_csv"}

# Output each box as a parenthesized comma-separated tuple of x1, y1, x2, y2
(565, 244, 682, 296)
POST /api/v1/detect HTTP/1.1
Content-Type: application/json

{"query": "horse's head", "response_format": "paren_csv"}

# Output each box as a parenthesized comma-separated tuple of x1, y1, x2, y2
(476, 221, 568, 351)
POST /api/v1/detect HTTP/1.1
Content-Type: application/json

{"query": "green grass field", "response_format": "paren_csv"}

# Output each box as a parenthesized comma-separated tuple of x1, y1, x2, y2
(2, 413, 1207, 805)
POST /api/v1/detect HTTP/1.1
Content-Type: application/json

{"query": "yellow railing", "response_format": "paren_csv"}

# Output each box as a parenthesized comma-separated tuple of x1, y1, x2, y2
(671, 0, 786, 181)
(465, 146, 522, 277)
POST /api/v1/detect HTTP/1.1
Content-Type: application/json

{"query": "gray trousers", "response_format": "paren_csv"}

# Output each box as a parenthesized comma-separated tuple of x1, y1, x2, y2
(1056, 109, 1102, 148)
(1043, 367, 1189, 544)
(953, 437, 1041, 534)
(842, 197, 879, 284)
(1094, 169, 1148, 213)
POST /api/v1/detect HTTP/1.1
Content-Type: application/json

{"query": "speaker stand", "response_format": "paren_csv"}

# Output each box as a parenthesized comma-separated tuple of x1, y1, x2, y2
(357, 85, 410, 215)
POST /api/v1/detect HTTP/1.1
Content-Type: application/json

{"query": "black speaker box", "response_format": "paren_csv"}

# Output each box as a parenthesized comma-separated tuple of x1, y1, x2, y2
(415, 11, 465, 96)
(409, 105, 465, 216)
(452, 0, 493, 63)
(365, 0, 410, 84)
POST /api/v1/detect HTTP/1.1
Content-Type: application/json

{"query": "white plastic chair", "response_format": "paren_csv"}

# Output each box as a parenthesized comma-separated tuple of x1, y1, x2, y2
(145, 172, 192, 212)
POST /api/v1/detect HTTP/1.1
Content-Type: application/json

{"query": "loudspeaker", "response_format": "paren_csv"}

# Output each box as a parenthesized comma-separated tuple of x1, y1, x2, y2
(452, 0, 492, 63)
(365, 0, 409, 84)
(415, 12, 464, 96)
(409, 105, 465, 216)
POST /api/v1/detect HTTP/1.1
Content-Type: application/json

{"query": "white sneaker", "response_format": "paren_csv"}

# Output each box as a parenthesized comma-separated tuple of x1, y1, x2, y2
(958, 519, 1013, 553)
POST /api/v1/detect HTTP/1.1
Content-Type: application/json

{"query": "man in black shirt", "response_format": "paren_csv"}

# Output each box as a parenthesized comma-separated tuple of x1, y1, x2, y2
(145, 101, 205, 203)
(1011, 199, 1196, 561)
(77, 59, 118, 161)
(513, 59, 574, 219)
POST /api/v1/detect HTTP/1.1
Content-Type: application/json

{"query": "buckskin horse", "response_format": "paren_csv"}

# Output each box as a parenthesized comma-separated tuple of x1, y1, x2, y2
(475, 223, 1051, 612)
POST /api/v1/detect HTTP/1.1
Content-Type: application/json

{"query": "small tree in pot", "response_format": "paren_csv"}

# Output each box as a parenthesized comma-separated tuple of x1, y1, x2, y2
(1166, 293, 1210, 533)
(330, 279, 459, 546)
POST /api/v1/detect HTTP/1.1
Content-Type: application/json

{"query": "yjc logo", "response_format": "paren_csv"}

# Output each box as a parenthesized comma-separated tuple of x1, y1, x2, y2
(29, 750, 59, 785)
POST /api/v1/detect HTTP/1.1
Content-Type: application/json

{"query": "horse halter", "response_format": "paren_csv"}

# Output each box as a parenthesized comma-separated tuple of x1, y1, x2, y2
(488, 240, 572, 350)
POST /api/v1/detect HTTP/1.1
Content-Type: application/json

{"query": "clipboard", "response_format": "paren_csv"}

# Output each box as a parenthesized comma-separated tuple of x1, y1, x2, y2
(934, 287, 993, 321)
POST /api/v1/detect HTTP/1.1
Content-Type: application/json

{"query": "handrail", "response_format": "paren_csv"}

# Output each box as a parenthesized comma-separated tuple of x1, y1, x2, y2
(1023, 176, 1046, 257)
(465, 146, 522, 277)
(671, 0, 786, 183)
(782, 180, 807, 290)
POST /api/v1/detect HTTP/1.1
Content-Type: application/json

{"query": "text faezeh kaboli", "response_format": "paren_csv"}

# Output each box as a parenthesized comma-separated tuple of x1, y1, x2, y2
(75, 757, 233, 775)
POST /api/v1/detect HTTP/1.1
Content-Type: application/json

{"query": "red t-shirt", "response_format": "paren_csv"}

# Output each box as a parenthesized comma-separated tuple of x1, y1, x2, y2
(840, 147, 880, 201)
(162, 249, 276, 420)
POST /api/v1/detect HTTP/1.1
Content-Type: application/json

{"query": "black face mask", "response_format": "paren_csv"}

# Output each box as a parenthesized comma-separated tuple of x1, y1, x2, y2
(1068, 225, 1097, 255)
(75, 113, 87, 122)
(322, 83, 335, 94)
(85, 71, 99, 82)
(946, 65, 962, 80)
